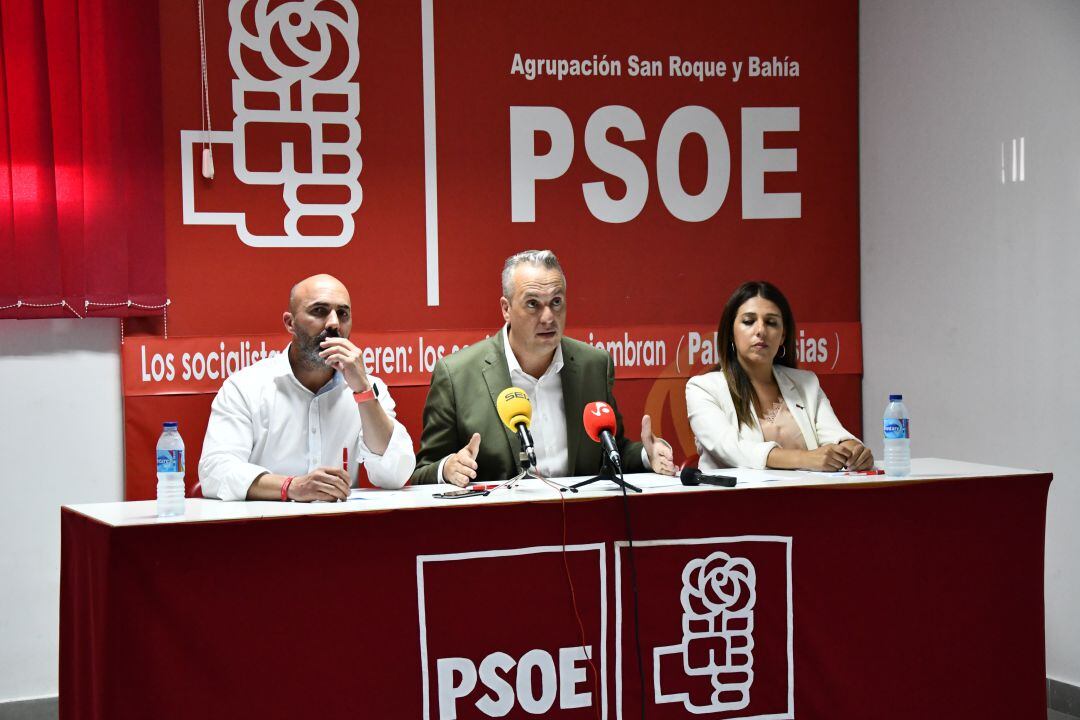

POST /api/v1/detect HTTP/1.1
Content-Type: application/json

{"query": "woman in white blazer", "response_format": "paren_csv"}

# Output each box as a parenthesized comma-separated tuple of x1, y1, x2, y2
(685, 281, 873, 471)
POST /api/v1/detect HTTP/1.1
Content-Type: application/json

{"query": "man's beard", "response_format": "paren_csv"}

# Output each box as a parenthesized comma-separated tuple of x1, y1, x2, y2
(294, 326, 340, 370)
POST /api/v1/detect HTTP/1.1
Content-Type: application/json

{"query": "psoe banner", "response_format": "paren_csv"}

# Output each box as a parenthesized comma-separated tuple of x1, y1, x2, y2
(415, 538, 794, 720)
(121, 322, 861, 396)
(617, 537, 794, 720)
(417, 545, 608, 720)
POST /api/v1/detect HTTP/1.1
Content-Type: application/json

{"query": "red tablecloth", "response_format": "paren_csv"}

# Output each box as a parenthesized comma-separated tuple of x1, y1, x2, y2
(60, 471, 1050, 720)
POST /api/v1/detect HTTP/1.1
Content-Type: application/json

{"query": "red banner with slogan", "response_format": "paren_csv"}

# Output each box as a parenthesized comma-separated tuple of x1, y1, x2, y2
(123, 0, 860, 498)
(121, 322, 860, 396)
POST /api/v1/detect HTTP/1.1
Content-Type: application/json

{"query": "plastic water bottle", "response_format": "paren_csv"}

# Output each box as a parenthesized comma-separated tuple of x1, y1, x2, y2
(156, 422, 186, 517)
(883, 394, 911, 477)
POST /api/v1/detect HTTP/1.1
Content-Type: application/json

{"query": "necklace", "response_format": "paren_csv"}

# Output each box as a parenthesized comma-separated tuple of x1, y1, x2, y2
(762, 398, 785, 424)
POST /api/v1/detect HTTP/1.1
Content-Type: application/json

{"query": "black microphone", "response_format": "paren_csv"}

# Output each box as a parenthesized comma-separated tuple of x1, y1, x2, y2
(519, 426, 538, 470)
(680, 467, 737, 488)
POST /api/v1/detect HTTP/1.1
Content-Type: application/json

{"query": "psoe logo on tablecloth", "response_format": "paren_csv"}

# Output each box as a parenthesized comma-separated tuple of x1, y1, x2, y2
(654, 551, 757, 712)
(417, 545, 609, 719)
(615, 537, 793, 720)
(180, 0, 361, 247)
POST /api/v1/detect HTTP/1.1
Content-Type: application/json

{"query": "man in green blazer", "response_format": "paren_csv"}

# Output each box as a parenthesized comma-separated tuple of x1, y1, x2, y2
(411, 250, 675, 486)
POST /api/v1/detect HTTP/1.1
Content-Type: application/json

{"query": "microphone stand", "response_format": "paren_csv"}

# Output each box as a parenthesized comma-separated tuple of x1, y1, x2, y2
(570, 450, 642, 493)
(492, 425, 578, 493)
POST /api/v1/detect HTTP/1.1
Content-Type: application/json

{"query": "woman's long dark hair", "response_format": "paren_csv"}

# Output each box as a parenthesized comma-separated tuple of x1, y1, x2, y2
(715, 281, 798, 430)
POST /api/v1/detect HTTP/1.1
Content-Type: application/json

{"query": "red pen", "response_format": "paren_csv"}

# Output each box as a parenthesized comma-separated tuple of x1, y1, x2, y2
(843, 468, 884, 476)
(342, 447, 349, 473)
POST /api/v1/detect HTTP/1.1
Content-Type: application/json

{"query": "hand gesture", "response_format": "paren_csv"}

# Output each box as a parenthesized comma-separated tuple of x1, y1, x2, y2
(287, 466, 351, 502)
(319, 336, 372, 393)
(840, 440, 875, 471)
(641, 415, 675, 476)
(443, 433, 481, 487)
(804, 444, 853, 472)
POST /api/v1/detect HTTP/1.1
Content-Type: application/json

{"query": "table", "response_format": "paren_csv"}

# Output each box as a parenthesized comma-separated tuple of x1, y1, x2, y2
(60, 459, 1051, 720)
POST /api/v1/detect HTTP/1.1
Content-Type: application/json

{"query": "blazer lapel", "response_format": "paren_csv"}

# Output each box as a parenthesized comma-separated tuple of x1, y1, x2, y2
(560, 339, 584, 473)
(481, 332, 521, 470)
(775, 366, 818, 450)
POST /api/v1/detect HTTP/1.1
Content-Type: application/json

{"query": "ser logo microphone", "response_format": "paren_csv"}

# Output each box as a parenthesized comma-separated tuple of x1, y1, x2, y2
(496, 387, 537, 470)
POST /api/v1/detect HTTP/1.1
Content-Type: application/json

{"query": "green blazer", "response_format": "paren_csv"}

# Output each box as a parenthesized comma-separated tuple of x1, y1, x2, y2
(411, 332, 645, 484)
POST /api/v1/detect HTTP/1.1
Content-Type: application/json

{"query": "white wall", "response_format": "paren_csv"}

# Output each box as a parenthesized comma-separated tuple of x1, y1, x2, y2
(861, 0, 1080, 686)
(0, 319, 123, 702)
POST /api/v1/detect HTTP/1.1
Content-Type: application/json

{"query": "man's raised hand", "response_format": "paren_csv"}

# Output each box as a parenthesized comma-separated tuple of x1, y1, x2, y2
(443, 433, 481, 487)
(642, 415, 676, 476)
(319, 337, 371, 393)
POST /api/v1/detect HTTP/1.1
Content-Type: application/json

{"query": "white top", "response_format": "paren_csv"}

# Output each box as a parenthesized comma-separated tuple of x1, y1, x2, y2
(686, 365, 857, 471)
(198, 349, 415, 500)
(66, 459, 1047, 527)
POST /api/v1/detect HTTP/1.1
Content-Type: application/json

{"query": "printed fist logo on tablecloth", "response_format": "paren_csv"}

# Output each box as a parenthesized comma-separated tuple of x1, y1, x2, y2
(181, 0, 362, 247)
(616, 537, 792, 720)
(654, 551, 757, 713)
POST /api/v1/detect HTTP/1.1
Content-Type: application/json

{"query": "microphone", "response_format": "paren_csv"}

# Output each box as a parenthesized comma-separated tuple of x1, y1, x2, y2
(496, 387, 537, 469)
(680, 467, 737, 488)
(582, 401, 621, 470)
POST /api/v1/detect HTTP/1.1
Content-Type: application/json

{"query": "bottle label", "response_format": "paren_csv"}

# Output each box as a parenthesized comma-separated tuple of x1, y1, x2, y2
(883, 418, 909, 439)
(156, 449, 185, 474)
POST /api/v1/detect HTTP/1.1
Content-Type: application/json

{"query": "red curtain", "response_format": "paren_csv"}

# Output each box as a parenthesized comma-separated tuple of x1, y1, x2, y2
(0, 0, 165, 320)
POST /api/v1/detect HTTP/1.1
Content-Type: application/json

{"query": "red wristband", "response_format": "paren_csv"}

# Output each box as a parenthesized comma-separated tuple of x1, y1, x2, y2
(353, 387, 376, 403)
(281, 476, 295, 501)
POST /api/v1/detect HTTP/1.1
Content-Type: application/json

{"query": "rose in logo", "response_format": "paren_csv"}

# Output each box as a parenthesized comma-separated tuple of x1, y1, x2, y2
(682, 551, 756, 619)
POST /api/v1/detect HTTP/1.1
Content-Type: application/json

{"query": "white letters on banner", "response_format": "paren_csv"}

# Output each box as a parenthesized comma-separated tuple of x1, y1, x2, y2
(510, 106, 801, 223)
(582, 106, 648, 223)
(656, 106, 731, 222)
(742, 107, 801, 219)
(509, 107, 576, 222)
(417, 545, 608, 720)
(436, 646, 593, 719)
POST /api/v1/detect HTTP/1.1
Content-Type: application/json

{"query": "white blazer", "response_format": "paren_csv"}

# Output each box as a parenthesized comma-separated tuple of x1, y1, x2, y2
(685, 365, 857, 471)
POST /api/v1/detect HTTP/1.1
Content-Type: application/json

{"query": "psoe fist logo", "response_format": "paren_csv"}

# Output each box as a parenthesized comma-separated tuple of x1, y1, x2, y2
(616, 537, 793, 720)
(418, 545, 609, 719)
(180, 0, 362, 248)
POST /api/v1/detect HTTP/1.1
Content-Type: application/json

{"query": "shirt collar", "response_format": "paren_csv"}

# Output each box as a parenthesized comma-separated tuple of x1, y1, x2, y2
(502, 325, 563, 381)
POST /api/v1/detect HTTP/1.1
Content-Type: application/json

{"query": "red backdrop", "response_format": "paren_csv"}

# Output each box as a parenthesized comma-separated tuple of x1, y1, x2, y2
(123, 0, 860, 498)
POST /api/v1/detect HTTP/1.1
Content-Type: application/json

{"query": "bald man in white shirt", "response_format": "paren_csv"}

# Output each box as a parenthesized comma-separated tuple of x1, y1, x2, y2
(199, 274, 415, 501)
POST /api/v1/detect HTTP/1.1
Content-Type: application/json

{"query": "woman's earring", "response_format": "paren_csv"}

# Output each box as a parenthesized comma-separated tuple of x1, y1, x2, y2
(779, 344, 787, 358)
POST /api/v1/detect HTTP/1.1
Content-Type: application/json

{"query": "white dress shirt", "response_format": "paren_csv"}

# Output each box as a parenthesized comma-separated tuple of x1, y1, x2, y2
(199, 349, 415, 500)
(503, 326, 569, 479)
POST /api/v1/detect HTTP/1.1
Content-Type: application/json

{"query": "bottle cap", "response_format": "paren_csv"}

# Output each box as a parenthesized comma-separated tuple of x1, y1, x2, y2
(888, 394, 902, 402)
(163, 421, 179, 429)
